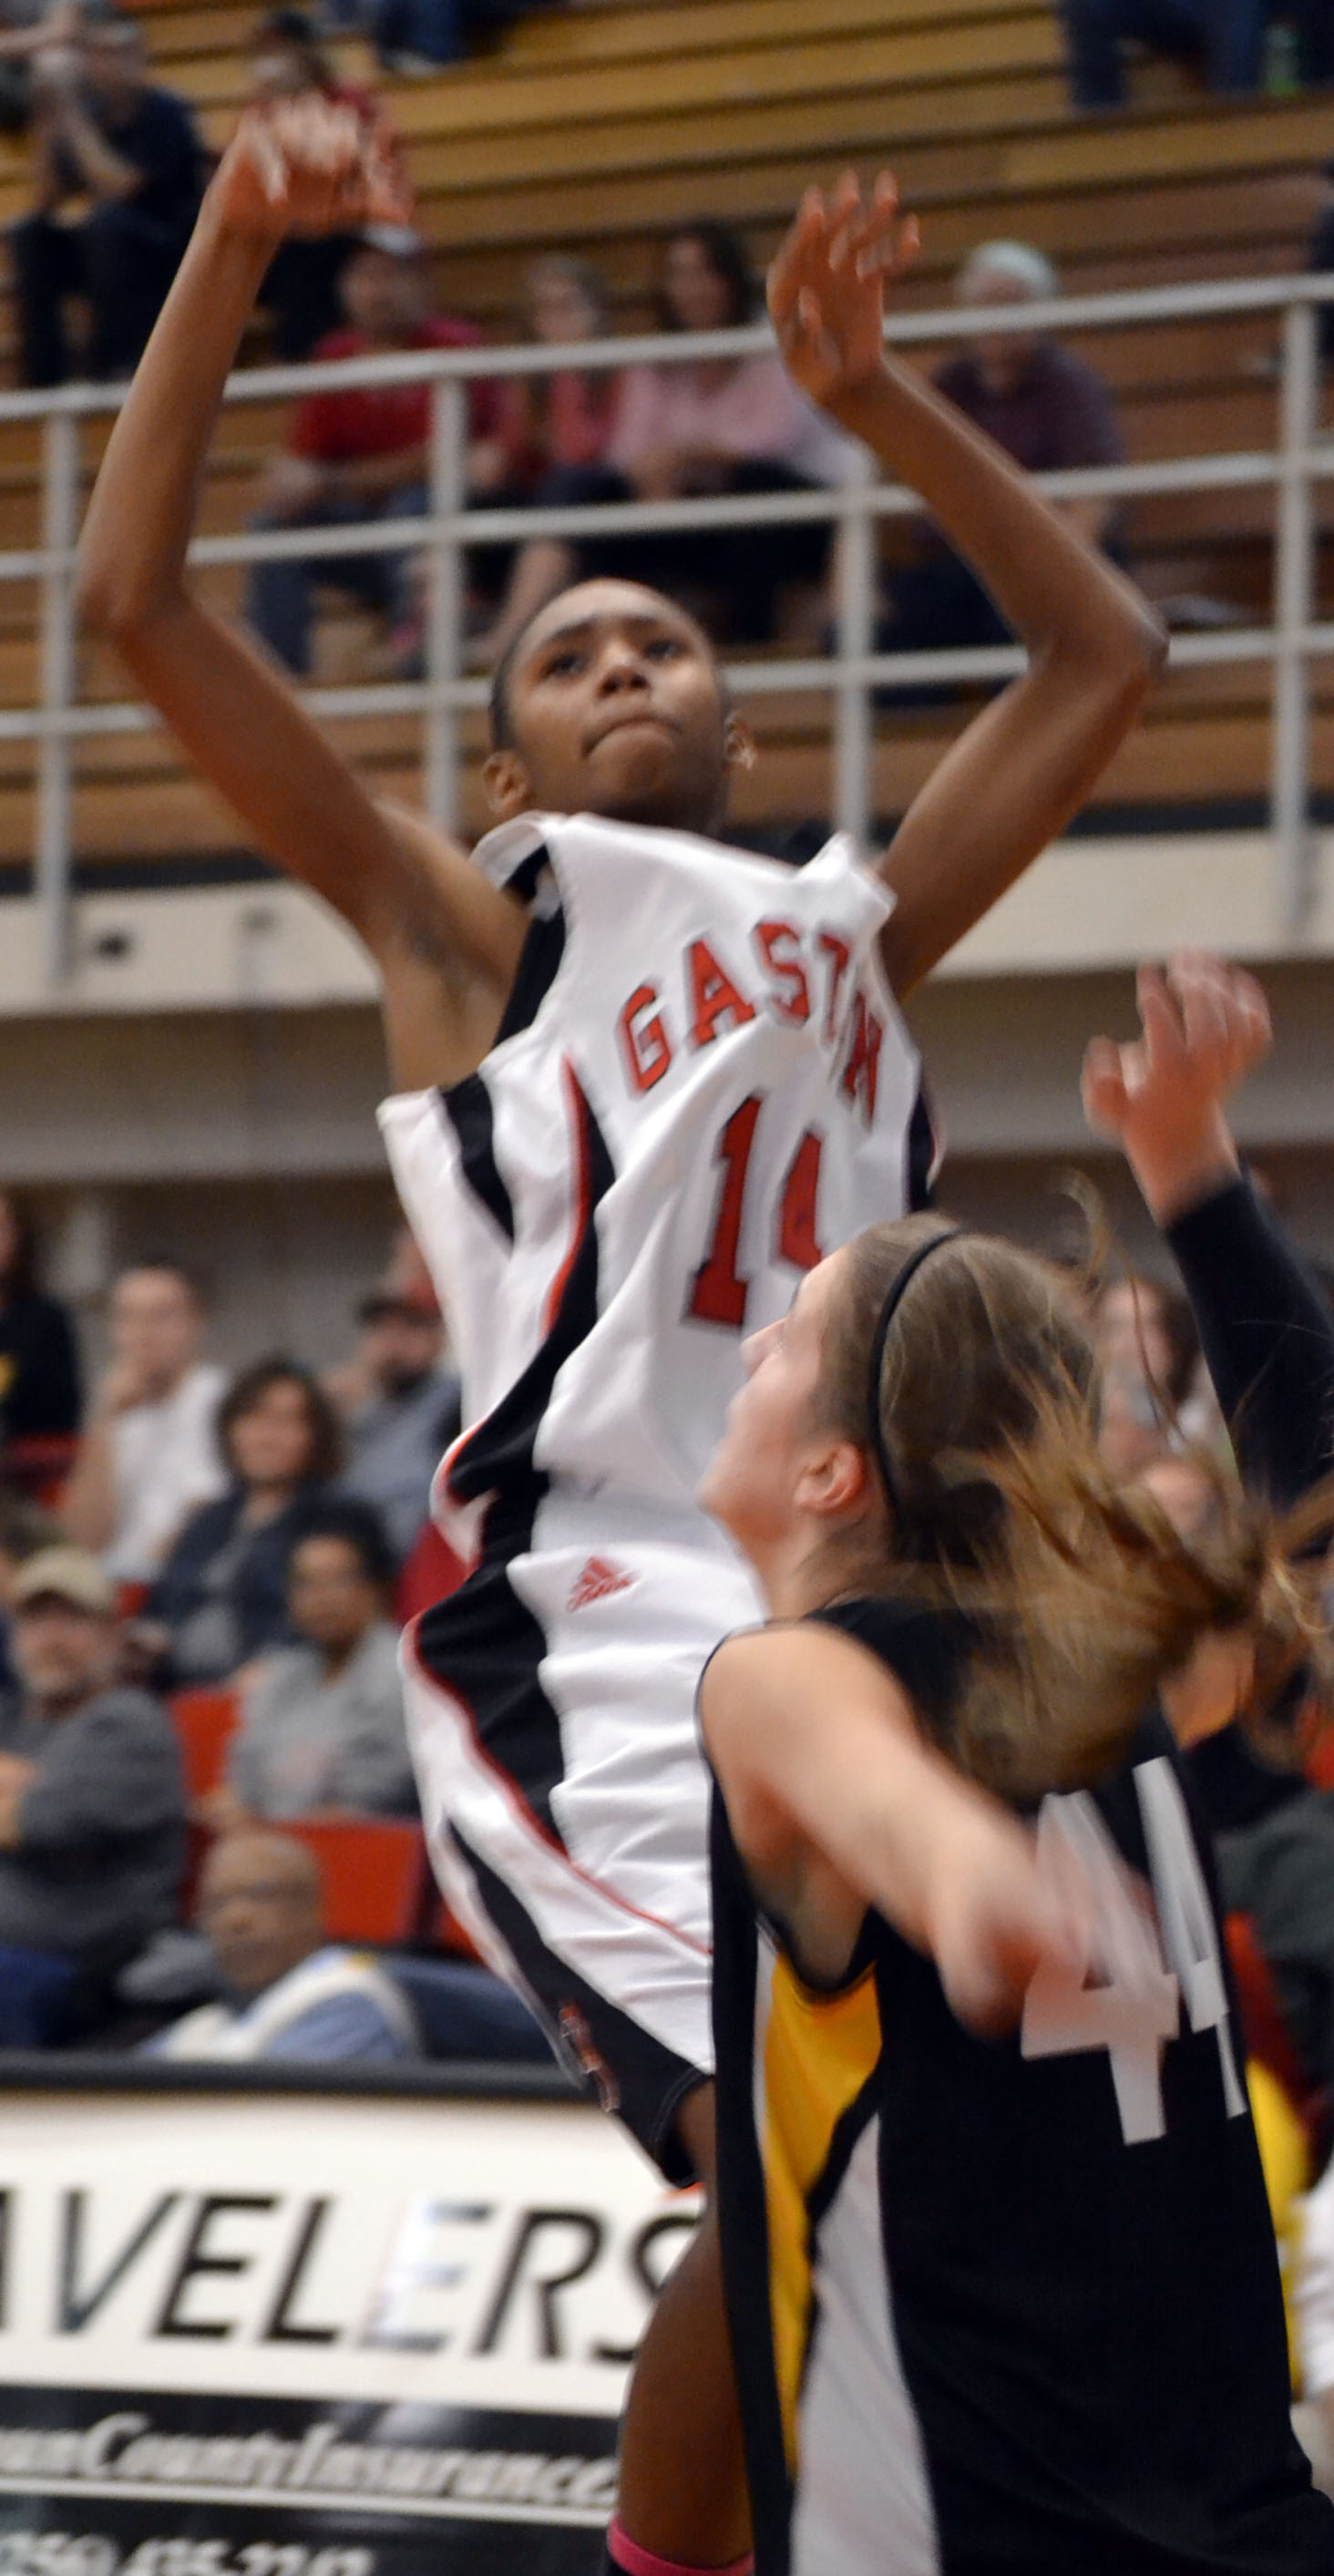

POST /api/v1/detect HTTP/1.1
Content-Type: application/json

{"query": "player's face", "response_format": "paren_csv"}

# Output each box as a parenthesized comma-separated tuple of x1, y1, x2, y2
(485, 582, 751, 836)
(702, 1251, 857, 1568)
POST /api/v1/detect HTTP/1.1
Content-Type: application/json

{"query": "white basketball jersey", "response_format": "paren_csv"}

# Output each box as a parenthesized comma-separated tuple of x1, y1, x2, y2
(379, 812, 931, 1559)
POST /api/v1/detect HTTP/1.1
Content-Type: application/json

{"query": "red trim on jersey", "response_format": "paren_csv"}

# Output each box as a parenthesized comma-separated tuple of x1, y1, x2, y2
(542, 1056, 595, 1338)
(404, 1620, 712, 1963)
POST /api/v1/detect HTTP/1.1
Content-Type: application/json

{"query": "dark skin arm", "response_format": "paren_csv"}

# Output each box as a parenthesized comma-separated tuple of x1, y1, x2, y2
(771, 178, 1167, 1000)
(76, 100, 526, 1093)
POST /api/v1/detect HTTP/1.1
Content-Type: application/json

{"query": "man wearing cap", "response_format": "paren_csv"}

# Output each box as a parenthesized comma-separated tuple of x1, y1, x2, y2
(339, 1284, 459, 1561)
(245, 227, 503, 675)
(0, 1545, 185, 2045)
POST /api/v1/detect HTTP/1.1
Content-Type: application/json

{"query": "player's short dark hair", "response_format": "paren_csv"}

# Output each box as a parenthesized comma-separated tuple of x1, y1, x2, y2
(488, 618, 529, 751)
(487, 588, 729, 752)
(286, 1496, 397, 1590)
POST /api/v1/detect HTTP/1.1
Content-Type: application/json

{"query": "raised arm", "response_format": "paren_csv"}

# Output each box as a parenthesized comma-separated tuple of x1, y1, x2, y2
(77, 99, 526, 1089)
(702, 1621, 1079, 2033)
(769, 176, 1167, 999)
(1083, 950, 1334, 1510)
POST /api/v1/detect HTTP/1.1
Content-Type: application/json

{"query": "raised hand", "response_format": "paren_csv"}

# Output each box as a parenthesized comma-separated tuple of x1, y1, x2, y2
(210, 96, 411, 243)
(767, 169, 919, 412)
(1082, 950, 1270, 1223)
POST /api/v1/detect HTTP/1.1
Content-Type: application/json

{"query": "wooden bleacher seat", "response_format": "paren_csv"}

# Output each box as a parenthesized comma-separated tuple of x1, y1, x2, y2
(0, 0, 1322, 867)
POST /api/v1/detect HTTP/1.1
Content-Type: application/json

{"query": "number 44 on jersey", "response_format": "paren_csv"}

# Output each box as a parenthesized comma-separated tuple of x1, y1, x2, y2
(1021, 1756, 1247, 2147)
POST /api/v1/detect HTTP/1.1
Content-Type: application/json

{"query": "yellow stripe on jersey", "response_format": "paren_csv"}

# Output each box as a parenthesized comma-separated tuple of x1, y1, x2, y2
(758, 1944, 883, 2474)
(1247, 2059, 1312, 2391)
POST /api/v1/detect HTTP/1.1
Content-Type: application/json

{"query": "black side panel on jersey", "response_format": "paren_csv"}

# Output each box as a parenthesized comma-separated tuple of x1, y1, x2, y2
(495, 905, 567, 1047)
(907, 1080, 937, 1212)
(440, 1075, 515, 1243)
(416, 1072, 616, 1839)
(450, 1823, 703, 2185)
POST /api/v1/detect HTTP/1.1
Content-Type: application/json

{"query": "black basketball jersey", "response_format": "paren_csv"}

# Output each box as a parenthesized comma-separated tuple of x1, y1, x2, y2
(709, 1594, 1334, 2575)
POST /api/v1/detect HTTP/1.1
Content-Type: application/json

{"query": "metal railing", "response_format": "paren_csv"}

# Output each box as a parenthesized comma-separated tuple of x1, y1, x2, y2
(5, 266, 1334, 984)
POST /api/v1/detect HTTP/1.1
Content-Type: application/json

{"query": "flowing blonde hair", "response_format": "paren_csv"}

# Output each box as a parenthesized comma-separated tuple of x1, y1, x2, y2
(818, 1216, 1333, 1803)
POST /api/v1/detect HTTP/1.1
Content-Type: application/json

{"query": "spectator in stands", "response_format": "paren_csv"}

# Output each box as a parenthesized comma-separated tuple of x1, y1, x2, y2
(339, 1285, 458, 1559)
(0, 1491, 64, 1697)
(245, 225, 500, 676)
(1059, 0, 1330, 107)
(0, 1544, 185, 2044)
(1093, 1267, 1200, 1473)
(0, 1190, 80, 1483)
(248, 8, 395, 364)
(204, 1499, 413, 1828)
(464, 256, 620, 660)
(0, 0, 93, 139)
(481, 219, 856, 661)
(62, 1258, 225, 1587)
(149, 1827, 417, 2060)
(877, 241, 1125, 693)
(11, 9, 200, 385)
(140, 1357, 342, 1687)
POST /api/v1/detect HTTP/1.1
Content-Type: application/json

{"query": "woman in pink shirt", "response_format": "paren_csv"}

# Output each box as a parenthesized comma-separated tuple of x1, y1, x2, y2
(491, 254, 620, 488)
(479, 220, 853, 662)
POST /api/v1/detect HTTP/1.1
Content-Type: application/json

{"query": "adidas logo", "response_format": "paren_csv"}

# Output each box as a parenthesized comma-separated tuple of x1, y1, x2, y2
(567, 1555, 635, 1613)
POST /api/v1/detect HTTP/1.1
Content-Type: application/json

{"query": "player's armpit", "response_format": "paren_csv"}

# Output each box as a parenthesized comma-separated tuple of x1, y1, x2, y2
(703, 1622, 958, 1945)
(703, 1621, 1073, 2028)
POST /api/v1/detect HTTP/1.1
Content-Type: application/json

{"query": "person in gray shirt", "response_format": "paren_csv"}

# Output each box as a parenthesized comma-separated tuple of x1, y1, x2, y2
(0, 1543, 185, 2042)
(339, 1288, 459, 1563)
(207, 1501, 415, 1829)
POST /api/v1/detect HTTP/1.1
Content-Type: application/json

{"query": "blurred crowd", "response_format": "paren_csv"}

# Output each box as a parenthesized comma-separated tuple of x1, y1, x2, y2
(2, 0, 1334, 2471)
(0, 1182, 558, 2070)
(0, 1, 1331, 667)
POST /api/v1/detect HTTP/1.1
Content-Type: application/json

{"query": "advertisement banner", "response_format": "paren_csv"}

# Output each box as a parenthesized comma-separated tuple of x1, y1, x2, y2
(0, 2079, 701, 2574)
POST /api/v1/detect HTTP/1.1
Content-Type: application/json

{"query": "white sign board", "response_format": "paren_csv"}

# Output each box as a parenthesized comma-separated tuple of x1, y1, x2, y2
(0, 2083, 701, 2576)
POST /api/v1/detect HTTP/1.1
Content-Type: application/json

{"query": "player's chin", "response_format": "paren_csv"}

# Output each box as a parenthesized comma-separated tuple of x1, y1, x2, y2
(583, 733, 718, 830)
(698, 1443, 744, 1535)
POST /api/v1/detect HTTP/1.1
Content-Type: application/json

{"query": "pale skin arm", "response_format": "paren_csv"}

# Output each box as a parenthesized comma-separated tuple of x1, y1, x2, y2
(769, 178, 1168, 1000)
(76, 102, 527, 1092)
(701, 1622, 1082, 2033)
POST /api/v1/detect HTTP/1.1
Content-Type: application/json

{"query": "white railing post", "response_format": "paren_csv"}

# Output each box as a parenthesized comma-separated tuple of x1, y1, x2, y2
(833, 450, 876, 850)
(36, 408, 79, 984)
(425, 376, 467, 836)
(1272, 297, 1318, 935)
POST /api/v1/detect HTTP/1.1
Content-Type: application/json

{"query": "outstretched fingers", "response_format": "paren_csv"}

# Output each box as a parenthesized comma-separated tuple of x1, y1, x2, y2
(1081, 1034, 1132, 1137)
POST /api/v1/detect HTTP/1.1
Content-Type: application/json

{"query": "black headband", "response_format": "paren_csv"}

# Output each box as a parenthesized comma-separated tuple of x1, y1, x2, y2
(866, 1228, 965, 1520)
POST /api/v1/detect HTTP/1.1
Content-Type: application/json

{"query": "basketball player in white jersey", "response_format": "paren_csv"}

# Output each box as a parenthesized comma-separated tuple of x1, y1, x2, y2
(77, 104, 1165, 2576)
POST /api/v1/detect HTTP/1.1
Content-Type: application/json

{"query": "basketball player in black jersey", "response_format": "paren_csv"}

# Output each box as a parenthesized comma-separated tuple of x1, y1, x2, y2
(77, 104, 1165, 2576)
(700, 951, 1334, 2572)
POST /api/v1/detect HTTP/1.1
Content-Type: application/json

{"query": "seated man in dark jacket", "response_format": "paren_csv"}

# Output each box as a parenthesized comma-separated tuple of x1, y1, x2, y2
(11, 10, 200, 385)
(0, 1544, 185, 2043)
(877, 239, 1125, 700)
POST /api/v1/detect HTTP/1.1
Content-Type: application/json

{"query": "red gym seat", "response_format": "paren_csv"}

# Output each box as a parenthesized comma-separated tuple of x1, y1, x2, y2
(170, 1686, 241, 1802)
(281, 1817, 433, 1945)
